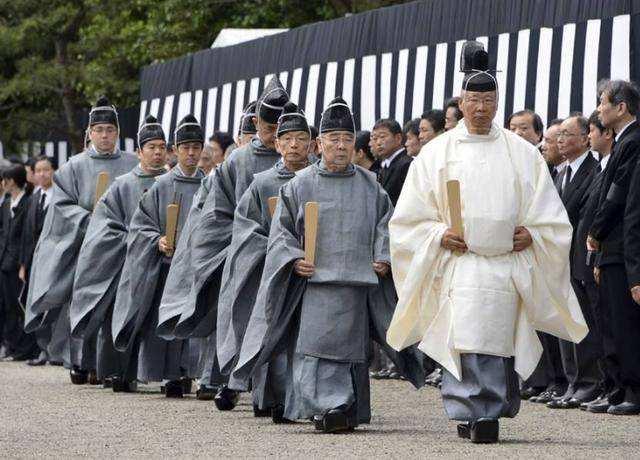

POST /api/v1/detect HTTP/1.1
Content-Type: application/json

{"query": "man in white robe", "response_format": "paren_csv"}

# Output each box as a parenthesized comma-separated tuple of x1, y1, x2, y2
(386, 41, 588, 443)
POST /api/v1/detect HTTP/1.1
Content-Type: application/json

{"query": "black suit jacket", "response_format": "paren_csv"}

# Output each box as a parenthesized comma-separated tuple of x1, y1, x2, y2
(624, 154, 640, 287)
(377, 149, 412, 206)
(574, 161, 606, 282)
(0, 191, 31, 272)
(19, 188, 48, 273)
(590, 121, 640, 266)
(554, 154, 598, 276)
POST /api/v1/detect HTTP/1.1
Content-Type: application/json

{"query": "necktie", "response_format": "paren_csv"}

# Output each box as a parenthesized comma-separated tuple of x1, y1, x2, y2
(551, 168, 558, 181)
(378, 165, 388, 183)
(596, 163, 602, 174)
(562, 165, 572, 197)
(38, 192, 46, 213)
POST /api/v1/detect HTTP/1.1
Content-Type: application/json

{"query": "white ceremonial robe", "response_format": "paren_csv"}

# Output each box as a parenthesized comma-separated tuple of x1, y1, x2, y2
(386, 121, 588, 381)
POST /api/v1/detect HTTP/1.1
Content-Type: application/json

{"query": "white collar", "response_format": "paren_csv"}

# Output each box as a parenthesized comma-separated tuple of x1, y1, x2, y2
(10, 190, 25, 208)
(600, 154, 610, 171)
(381, 148, 405, 168)
(565, 150, 590, 177)
(615, 119, 635, 142)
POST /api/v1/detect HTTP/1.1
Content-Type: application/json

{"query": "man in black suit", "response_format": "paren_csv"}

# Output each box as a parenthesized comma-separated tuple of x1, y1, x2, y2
(545, 115, 600, 409)
(19, 156, 57, 366)
(588, 79, 640, 415)
(371, 118, 412, 206)
(0, 164, 37, 361)
(522, 118, 568, 404)
(577, 111, 619, 413)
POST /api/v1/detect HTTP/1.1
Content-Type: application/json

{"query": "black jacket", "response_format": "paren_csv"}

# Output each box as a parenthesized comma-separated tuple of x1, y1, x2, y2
(377, 149, 412, 206)
(590, 121, 640, 266)
(19, 188, 48, 273)
(624, 154, 640, 287)
(574, 161, 607, 282)
(554, 154, 598, 277)
(0, 191, 31, 272)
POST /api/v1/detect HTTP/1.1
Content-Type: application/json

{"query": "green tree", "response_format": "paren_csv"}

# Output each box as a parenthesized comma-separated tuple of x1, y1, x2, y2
(0, 0, 410, 155)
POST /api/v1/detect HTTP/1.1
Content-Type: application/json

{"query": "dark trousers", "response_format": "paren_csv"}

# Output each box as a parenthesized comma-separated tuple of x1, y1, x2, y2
(0, 269, 38, 359)
(557, 278, 602, 398)
(524, 332, 566, 392)
(600, 264, 640, 393)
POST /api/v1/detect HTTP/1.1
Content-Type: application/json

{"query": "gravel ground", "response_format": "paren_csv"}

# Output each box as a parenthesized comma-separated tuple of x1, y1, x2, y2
(0, 361, 638, 458)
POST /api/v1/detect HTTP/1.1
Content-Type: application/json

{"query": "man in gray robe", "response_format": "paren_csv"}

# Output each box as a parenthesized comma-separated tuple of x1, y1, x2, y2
(157, 77, 288, 408)
(234, 98, 424, 433)
(215, 102, 311, 420)
(112, 114, 205, 398)
(24, 96, 138, 384)
(69, 115, 167, 391)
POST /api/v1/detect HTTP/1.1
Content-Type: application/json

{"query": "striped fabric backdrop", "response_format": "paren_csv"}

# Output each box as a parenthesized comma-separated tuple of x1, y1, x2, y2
(139, 14, 634, 141)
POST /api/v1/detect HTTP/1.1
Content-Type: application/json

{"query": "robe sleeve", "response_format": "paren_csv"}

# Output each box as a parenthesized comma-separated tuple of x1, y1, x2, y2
(216, 185, 270, 373)
(512, 154, 589, 343)
(174, 163, 235, 338)
(386, 159, 450, 351)
(70, 183, 129, 339)
(373, 187, 394, 264)
(112, 186, 163, 350)
(25, 164, 90, 328)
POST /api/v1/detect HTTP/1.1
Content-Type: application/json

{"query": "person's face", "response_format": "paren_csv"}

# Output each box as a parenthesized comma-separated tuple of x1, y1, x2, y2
(34, 159, 54, 189)
(275, 130, 311, 167)
(371, 127, 402, 159)
(25, 166, 35, 185)
(405, 131, 422, 156)
(89, 123, 118, 153)
(597, 91, 628, 129)
(459, 91, 497, 132)
(541, 125, 563, 166)
(418, 119, 440, 145)
(197, 147, 214, 174)
(238, 133, 254, 147)
(445, 106, 460, 131)
(588, 124, 613, 155)
(176, 142, 203, 172)
(509, 114, 541, 145)
(138, 139, 167, 171)
(557, 118, 589, 161)
(2, 177, 16, 193)
(319, 131, 355, 171)
(351, 149, 366, 166)
(254, 116, 277, 149)
(209, 140, 226, 167)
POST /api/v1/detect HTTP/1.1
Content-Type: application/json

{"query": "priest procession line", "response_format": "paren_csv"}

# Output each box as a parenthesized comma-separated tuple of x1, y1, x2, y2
(2, 40, 640, 445)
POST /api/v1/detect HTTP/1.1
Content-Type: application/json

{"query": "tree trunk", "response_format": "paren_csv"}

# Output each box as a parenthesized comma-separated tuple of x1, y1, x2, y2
(54, 39, 84, 154)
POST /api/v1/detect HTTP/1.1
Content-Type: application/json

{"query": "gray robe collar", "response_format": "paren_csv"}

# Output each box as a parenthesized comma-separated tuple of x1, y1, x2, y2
(87, 144, 123, 159)
(315, 159, 356, 177)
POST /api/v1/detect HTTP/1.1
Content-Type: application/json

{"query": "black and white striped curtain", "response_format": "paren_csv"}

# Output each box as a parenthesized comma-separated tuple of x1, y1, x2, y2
(139, 1, 640, 141)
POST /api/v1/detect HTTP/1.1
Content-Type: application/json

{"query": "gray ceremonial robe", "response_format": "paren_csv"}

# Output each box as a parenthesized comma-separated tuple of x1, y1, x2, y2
(70, 166, 164, 379)
(157, 174, 216, 383)
(112, 166, 203, 382)
(233, 162, 424, 425)
(170, 138, 280, 339)
(216, 161, 296, 409)
(24, 146, 137, 368)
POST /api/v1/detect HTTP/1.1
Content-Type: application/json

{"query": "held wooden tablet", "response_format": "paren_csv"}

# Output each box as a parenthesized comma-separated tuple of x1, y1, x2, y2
(304, 201, 319, 264)
(446, 180, 464, 239)
(94, 172, 110, 208)
(267, 196, 278, 217)
(165, 203, 180, 250)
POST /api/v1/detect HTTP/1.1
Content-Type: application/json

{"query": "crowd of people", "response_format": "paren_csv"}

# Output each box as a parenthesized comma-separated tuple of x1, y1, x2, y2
(0, 40, 639, 444)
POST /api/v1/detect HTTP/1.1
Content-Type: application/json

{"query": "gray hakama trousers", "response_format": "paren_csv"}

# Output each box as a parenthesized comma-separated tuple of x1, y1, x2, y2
(252, 351, 288, 410)
(441, 353, 521, 422)
(137, 265, 190, 383)
(284, 284, 372, 425)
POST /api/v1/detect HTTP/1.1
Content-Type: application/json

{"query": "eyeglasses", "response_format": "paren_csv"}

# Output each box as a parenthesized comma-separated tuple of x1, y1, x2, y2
(557, 131, 582, 139)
